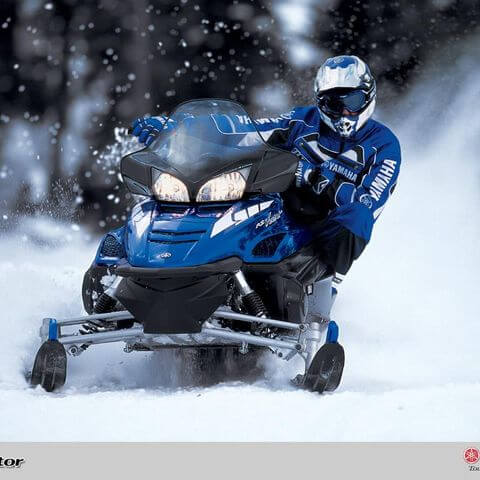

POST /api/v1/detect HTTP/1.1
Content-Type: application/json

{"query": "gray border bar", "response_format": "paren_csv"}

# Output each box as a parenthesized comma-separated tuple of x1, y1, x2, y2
(0, 443, 477, 480)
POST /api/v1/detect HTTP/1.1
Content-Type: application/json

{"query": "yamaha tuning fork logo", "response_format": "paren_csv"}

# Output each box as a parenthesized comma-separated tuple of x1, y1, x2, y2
(464, 447, 480, 471)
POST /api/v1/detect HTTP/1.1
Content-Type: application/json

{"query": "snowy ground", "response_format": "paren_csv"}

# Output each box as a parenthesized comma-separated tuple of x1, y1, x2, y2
(1, 58, 480, 441)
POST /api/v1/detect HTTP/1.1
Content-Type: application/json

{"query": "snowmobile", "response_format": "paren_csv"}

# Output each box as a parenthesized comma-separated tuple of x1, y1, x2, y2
(30, 99, 345, 393)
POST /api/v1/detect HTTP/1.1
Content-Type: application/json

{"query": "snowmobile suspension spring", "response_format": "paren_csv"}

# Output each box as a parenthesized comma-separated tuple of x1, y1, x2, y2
(242, 292, 269, 318)
(79, 293, 119, 351)
(93, 292, 117, 314)
(92, 292, 134, 328)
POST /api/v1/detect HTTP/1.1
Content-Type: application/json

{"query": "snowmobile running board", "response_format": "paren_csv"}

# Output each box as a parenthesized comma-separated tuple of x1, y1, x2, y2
(39, 309, 310, 357)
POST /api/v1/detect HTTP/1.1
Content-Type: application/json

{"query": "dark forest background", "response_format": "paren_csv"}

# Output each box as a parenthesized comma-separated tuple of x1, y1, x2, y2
(0, 0, 478, 233)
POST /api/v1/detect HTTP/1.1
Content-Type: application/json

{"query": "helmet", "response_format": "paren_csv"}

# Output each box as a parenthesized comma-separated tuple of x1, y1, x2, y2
(314, 55, 376, 137)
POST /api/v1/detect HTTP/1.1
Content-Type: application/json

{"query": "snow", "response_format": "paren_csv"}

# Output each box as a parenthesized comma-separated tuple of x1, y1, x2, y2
(1, 58, 480, 441)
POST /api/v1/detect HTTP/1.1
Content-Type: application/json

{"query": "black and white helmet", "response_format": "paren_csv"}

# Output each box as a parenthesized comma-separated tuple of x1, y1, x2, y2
(314, 55, 376, 137)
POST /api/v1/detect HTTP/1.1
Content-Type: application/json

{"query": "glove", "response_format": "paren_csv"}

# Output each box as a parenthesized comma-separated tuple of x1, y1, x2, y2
(311, 164, 336, 195)
(131, 116, 168, 146)
(295, 160, 316, 188)
(295, 160, 336, 195)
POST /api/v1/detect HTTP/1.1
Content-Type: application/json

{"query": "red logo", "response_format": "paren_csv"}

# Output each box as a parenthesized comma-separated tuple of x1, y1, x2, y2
(464, 448, 480, 464)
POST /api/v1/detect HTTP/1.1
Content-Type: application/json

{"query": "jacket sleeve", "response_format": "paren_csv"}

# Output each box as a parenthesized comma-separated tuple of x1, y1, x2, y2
(211, 110, 298, 150)
(312, 131, 401, 276)
(253, 112, 297, 149)
(329, 131, 401, 242)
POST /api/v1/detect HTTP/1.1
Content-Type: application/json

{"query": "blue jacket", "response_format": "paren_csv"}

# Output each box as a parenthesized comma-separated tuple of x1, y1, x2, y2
(230, 106, 401, 243)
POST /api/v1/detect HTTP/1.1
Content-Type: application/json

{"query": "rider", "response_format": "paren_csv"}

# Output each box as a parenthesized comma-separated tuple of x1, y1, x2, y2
(131, 55, 401, 320)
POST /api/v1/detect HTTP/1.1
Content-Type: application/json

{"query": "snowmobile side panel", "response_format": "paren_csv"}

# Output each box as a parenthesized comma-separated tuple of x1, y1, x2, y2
(244, 244, 329, 323)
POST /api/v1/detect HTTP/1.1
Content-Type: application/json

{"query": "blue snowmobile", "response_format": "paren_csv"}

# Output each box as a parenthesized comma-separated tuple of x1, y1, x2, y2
(30, 99, 345, 393)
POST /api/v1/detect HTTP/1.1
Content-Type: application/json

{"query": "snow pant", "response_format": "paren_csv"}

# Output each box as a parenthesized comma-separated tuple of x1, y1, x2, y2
(306, 215, 368, 321)
(283, 189, 371, 276)
(310, 217, 367, 276)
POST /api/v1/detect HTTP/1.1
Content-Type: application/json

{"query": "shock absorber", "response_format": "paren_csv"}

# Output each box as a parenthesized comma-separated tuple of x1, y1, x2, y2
(93, 292, 117, 314)
(93, 276, 122, 313)
(233, 271, 269, 318)
(81, 277, 131, 341)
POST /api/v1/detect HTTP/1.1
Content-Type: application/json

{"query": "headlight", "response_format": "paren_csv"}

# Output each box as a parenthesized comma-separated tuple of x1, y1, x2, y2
(153, 173, 189, 202)
(196, 171, 247, 202)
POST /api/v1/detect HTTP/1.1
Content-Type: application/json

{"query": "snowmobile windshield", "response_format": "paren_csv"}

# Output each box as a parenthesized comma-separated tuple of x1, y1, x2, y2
(148, 99, 272, 182)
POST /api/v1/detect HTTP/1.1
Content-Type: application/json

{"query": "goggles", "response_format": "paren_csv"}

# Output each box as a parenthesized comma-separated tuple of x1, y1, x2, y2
(318, 89, 368, 116)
